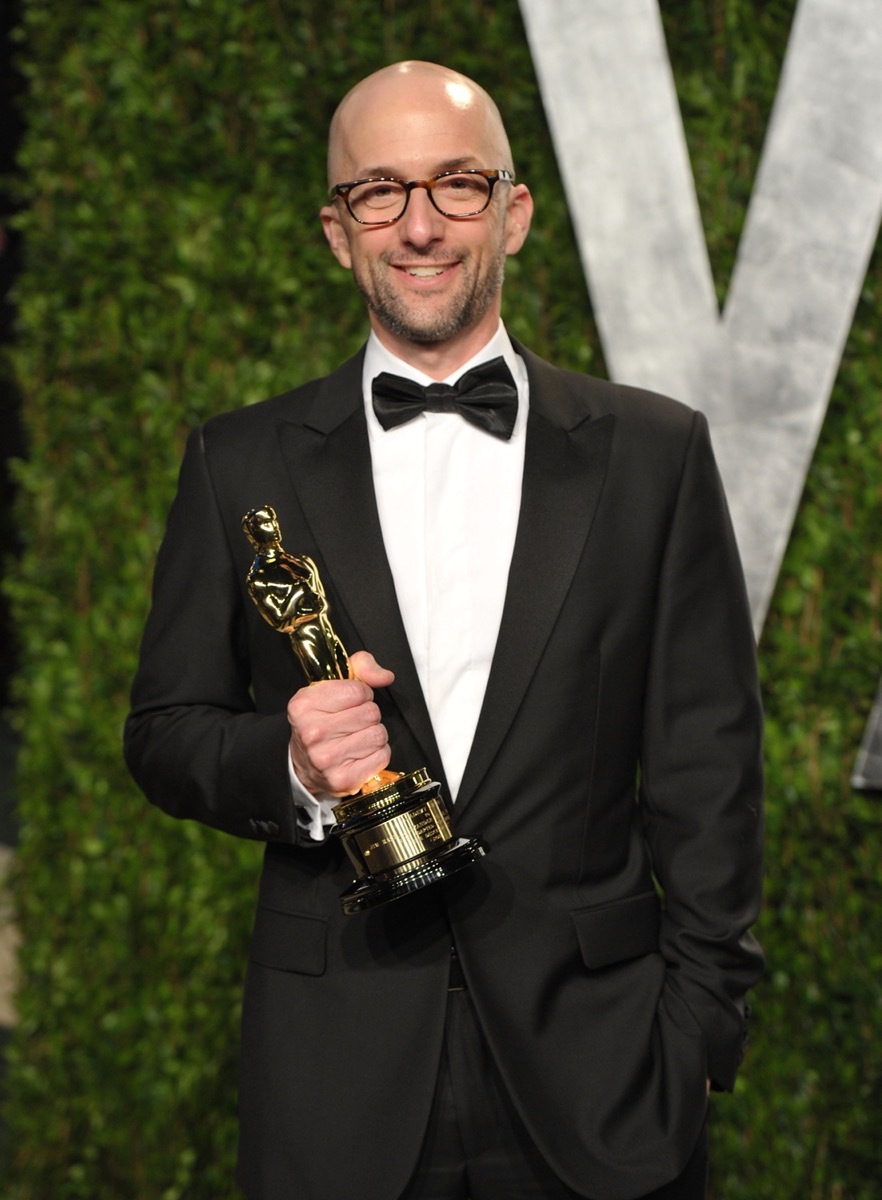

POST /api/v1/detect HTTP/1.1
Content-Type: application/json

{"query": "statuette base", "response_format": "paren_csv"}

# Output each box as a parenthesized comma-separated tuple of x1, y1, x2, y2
(339, 836, 486, 915)
(333, 769, 485, 914)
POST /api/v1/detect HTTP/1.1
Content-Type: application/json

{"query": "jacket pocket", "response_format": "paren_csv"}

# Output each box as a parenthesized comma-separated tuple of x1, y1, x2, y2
(571, 890, 661, 970)
(249, 905, 328, 976)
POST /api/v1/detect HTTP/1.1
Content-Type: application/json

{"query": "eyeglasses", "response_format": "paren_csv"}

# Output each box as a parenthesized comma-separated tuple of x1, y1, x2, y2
(330, 168, 515, 226)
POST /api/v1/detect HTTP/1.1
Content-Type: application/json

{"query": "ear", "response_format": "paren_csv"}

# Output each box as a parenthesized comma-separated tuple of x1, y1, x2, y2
(320, 203, 353, 270)
(504, 183, 534, 256)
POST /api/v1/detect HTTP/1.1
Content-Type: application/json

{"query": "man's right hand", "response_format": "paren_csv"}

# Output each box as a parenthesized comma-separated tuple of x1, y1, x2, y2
(287, 650, 395, 796)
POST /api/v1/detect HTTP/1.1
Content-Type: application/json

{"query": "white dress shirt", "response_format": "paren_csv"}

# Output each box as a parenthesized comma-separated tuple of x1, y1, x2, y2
(292, 323, 528, 838)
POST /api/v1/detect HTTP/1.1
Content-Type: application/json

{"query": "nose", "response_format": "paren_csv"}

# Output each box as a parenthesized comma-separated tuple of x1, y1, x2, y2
(396, 185, 446, 248)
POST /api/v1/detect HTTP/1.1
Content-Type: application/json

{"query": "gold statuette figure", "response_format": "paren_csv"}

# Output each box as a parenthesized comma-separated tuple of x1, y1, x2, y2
(243, 505, 486, 914)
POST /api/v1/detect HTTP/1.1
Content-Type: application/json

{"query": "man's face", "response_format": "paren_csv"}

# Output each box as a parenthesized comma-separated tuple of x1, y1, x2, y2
(320, 71, 532, 370)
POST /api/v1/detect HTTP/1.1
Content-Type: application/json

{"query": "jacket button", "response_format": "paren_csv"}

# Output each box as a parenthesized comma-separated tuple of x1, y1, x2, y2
(250, 818, 280, 836)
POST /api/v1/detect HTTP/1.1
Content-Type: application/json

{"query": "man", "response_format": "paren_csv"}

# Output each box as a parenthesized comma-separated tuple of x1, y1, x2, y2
(125, 61, 764, 1200)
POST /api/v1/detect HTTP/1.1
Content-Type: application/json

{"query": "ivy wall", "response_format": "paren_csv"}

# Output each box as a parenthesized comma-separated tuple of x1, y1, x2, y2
(1, 1, 880, 1197)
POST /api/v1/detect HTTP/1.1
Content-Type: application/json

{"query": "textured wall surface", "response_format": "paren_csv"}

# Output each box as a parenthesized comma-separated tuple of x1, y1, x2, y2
(519, 0, 882, 630)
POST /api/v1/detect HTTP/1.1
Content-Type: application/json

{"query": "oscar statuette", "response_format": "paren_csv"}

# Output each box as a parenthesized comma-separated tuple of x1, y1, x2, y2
(242, 506, 486, 914)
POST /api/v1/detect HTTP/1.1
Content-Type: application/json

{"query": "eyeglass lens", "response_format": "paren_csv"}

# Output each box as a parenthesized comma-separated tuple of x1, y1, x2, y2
(347, 173, 494, 223)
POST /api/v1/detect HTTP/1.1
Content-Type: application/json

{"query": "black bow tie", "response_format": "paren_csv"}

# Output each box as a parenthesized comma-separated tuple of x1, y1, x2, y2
(371, 356, 518, 441)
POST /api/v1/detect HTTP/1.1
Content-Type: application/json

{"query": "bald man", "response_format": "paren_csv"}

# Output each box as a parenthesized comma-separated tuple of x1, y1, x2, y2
(126, 62, 764, 1200)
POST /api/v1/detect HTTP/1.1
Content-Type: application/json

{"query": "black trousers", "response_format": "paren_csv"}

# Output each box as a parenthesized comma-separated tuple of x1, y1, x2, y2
(400, 985, 708, 1200)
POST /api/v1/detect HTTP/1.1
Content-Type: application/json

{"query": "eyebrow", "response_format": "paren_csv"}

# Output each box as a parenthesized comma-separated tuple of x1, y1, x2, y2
(352, 156, 484, 179)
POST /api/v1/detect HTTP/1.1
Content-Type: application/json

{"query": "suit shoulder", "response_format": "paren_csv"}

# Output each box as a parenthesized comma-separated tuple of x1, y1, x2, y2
(518, 343, 699, 440)
(197, 375, 327, 444)
(569, 371, 698, 432)
(587, 375, 696, 429)
(193, 347, 365, 449)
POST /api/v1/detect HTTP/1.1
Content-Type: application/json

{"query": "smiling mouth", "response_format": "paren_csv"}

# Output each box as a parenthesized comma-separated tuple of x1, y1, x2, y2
(402, 265, 448, 278)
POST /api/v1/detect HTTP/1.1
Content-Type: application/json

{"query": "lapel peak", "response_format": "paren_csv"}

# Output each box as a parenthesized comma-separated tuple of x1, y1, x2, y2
(291, 350, 365, 435)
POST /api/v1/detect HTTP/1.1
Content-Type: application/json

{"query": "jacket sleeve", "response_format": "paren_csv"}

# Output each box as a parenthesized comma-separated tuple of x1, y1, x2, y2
(639, 410, 765, 1091)
(124, 425, 304, 845)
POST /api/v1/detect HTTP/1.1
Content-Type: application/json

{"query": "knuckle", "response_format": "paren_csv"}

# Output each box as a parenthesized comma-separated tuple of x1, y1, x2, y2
(296, 720, 324, 749)
(287, 690, 313, 719)
(348, 681, 373, 705)
(310, 741, 338, 772)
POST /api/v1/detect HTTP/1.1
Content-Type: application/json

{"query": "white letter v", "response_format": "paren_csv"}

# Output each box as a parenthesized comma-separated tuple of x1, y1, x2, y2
(519, 0, 882, 631)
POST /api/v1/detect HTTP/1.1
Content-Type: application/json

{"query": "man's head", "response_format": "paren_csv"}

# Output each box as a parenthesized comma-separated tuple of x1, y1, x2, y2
(320, 61, 533, 376)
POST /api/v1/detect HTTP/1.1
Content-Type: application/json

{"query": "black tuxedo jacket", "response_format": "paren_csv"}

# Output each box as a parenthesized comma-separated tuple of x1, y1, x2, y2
(125, 343, 764, 1200)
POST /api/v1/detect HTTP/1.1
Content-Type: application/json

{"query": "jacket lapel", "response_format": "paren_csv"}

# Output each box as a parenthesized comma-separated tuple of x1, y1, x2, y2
(455, 347, 615, 812)
(274, 344, 614, 809)
(275, 350, 445, 781)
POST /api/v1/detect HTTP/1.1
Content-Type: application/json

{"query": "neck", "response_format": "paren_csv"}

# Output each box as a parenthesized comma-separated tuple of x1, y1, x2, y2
(370, 316, 502, 381)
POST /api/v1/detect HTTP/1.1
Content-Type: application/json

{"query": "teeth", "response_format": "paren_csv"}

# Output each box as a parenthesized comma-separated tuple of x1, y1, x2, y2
(406, 266, 445, 277)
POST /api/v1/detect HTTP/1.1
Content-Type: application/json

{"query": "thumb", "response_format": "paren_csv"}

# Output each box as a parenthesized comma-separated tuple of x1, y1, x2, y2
(348, 649, 395, 689)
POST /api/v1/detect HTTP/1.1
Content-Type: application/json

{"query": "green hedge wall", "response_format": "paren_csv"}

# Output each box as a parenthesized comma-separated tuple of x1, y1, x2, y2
(2, 1, 880, 1197)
